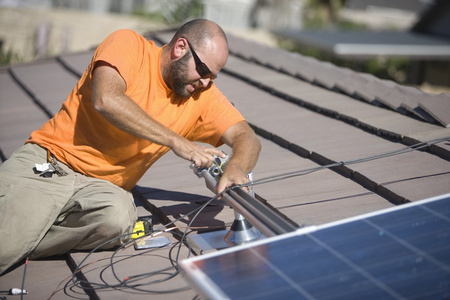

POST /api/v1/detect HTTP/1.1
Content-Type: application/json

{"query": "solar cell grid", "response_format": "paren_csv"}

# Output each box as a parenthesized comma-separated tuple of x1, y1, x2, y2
(181, 194, 450, 299)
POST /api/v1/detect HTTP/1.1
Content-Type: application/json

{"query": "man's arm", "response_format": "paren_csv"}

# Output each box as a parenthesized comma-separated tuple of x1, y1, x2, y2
(217, 120, 261, 194)
(92, 61, 224, 167)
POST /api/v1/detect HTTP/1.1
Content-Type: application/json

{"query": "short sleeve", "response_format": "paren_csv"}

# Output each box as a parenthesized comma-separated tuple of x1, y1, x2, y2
(92, 29, 143, 89)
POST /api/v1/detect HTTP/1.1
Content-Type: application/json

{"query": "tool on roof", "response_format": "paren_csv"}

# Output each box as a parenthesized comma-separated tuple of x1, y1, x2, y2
(131, 217, 153, 239)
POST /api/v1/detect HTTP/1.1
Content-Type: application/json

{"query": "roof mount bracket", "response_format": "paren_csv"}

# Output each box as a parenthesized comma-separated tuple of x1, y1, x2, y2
(188, 156, 296, 253)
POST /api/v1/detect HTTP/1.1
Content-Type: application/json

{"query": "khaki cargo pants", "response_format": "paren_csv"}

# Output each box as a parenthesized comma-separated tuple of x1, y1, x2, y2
(0, 143, 137, 274)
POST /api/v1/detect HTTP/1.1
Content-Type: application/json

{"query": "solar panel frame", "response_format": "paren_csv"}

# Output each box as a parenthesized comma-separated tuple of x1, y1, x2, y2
(180, 193, 450, 300)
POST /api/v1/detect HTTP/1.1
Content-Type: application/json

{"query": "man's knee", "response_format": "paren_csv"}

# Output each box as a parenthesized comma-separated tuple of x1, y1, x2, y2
(68, 179, 137, 248)
(100, 203, 134, 231)
(93, 199, 136, 245)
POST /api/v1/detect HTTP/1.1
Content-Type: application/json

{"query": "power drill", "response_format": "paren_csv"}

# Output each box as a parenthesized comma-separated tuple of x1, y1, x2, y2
(192, 153, 229, 179)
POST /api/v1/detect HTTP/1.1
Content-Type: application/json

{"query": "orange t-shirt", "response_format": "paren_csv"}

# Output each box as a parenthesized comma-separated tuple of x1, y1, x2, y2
(27, 29, 244, 190)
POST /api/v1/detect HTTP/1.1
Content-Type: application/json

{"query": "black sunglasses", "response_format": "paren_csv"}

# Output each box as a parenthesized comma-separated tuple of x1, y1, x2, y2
(186, 40, 216, 80)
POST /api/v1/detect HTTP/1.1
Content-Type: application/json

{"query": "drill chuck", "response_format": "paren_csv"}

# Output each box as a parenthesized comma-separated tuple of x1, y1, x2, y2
(193, 153, 229, 178)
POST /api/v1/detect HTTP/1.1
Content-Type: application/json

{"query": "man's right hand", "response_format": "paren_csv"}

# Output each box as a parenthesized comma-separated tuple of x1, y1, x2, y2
(170, 137, 226, 169)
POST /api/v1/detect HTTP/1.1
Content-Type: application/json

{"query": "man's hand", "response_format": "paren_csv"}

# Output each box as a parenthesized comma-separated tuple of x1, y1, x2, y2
(216, 162, 250, 195)
(170, 137, 226, 169)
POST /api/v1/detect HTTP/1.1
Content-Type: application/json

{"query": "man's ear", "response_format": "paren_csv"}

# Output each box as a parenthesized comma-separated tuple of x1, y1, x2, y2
(172, 38, 188, 59)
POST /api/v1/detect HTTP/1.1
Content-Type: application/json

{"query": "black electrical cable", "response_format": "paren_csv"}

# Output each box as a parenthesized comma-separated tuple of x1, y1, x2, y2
(108, 240, 182, 293)
(20, 258, 28, 300)
(67, 193, 222, 295)
(247, 137, 450, 188)
(98, 192, 234, 295)
(173, 193, 221, 266)
(105, 194, 223, 294)
(114, 203, 225, 295)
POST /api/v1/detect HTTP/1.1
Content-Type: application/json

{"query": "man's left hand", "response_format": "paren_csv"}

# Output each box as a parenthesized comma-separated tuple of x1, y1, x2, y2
(217, 163, 250, 195)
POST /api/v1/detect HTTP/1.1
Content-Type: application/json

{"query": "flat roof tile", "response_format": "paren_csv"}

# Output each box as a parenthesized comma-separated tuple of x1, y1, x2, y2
(419, 93, 450, 127)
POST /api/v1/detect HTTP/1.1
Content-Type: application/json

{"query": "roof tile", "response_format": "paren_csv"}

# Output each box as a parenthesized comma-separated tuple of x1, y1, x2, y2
(419, 93, 450, 127)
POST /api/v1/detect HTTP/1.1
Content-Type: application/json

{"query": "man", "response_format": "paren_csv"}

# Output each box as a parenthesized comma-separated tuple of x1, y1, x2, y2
(0, 19, 261, 274)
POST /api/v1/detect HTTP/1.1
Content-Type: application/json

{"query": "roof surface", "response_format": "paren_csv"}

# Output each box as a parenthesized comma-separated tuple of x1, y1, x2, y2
(1, 27, 450, 299)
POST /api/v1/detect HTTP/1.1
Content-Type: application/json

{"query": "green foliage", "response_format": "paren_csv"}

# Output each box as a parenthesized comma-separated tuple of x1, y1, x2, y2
(170, 0, 203, 23)
(337, 20, 367, 31)
(0, 46, 21, 66)
(132, 9, 167, 24)
(132, 0, 203, 25)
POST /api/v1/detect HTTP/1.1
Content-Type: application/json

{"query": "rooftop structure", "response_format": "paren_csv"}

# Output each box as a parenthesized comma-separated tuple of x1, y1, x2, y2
(1, 23, 450, 299)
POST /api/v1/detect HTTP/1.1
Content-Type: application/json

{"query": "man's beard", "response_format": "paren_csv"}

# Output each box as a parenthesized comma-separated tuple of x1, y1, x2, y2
(167, 51, 192, 98)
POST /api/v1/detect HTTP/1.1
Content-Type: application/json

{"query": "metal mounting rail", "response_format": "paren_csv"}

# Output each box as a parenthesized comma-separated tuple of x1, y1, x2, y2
(202, 171, 297, 238)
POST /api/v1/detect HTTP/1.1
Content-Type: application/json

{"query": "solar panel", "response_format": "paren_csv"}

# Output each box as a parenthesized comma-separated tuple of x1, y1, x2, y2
(180, 193, 450, 299)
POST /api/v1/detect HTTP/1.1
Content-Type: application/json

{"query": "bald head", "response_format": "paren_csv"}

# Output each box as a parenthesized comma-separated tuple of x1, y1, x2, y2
(169, 19, 228, 52)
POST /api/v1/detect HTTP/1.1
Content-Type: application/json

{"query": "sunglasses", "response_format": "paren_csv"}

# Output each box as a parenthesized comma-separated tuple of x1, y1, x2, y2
(186, 40, 216, 80)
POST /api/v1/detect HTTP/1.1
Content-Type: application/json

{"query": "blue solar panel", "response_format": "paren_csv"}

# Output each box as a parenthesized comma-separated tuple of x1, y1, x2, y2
(180, 194, 450, 299)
